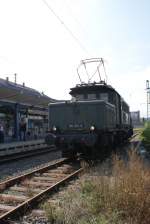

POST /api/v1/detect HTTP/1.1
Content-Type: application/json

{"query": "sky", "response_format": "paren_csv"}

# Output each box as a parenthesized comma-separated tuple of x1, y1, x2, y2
(0, 0, 149, 117)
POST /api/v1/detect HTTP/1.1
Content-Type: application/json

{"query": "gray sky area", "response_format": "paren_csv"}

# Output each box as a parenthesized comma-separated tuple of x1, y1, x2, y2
(0, 0, 149, 116)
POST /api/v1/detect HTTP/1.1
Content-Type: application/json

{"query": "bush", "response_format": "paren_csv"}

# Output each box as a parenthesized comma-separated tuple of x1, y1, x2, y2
(141, 122, 150, 151)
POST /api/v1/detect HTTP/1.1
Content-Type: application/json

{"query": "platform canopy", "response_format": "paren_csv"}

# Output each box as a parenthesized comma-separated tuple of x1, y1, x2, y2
(0, 78, 56, 108)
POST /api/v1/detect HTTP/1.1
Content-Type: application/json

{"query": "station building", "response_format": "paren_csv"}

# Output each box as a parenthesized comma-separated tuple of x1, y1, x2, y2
(0, 77, 56, 142)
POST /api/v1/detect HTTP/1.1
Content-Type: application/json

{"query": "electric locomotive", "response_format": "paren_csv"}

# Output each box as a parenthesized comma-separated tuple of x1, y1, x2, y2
(45, 58, 133, 158)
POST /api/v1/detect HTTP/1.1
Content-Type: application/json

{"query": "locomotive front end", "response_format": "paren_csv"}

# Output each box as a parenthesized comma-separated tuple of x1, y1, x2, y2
(45, 98, 116, 157)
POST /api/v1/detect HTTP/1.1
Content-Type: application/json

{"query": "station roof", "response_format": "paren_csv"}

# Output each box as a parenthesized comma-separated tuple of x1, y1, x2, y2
(0, 78, 56, 108)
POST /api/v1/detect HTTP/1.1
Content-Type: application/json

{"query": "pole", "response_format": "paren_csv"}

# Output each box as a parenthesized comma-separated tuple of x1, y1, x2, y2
(14, 73, 17, 84)
(146, 80, 150, 120)
(147, 91, 149, 120)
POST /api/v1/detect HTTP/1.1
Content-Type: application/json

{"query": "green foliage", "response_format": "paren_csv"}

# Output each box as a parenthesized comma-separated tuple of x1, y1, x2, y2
(77, 212, 121, 224)
(141, 121, 150, 151)
(42, 202, 61, 224)
(81, 180, 94, 195)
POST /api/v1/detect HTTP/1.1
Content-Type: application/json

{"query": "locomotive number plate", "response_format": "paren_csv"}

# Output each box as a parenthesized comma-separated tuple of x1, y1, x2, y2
(68, 124, 83, 128)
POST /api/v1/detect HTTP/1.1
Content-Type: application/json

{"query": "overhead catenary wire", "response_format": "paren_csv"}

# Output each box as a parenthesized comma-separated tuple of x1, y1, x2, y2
(41, 0, 88, 54)
(63, 0, 88, 36)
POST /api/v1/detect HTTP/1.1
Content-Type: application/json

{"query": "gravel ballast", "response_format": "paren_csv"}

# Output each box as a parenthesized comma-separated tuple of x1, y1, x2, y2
(0, 150, 61, 181)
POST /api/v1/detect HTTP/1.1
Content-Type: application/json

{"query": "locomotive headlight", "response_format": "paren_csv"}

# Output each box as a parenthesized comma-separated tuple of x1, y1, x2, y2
(52, 126, 57, 131)
(90, 126, 95, 131)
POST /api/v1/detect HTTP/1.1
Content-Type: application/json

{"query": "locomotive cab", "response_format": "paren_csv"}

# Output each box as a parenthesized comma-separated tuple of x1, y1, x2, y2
(70, 81, 114, 103)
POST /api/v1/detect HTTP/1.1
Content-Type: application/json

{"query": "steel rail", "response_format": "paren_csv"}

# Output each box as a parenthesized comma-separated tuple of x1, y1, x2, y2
(0, 168, 83, 222)
(129, 132, 142, 152)
(129, 129, 142, 142)
(0, 157, 83, 222)
(0, 158, 69, 191)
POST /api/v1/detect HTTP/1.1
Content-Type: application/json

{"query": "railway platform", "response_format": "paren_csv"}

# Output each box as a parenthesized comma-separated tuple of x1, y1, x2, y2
(0, 77, 56, 142)
(0, 139, 47, 157)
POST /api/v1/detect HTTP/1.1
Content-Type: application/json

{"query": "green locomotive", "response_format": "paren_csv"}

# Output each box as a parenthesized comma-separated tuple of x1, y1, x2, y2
(45, 59, 133, 158)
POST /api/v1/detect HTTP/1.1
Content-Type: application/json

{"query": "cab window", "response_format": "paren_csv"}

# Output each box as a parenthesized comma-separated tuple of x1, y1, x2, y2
(100, 93, 108, 102)
(87, 93, 96, 100)
(75, 94, 84, 100)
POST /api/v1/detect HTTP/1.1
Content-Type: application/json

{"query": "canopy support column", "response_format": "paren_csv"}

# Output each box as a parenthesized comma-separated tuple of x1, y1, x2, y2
(14, 103, 20, 140)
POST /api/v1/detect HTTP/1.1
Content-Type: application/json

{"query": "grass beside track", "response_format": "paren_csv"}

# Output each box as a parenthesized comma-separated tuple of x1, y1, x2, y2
(141, 122, 150, 152)
(43, 152, 150, 224)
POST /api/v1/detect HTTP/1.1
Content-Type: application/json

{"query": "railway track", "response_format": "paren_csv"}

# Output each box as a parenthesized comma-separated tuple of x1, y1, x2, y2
(129, 129, 142, 148)
(0, 157, 83, 223)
